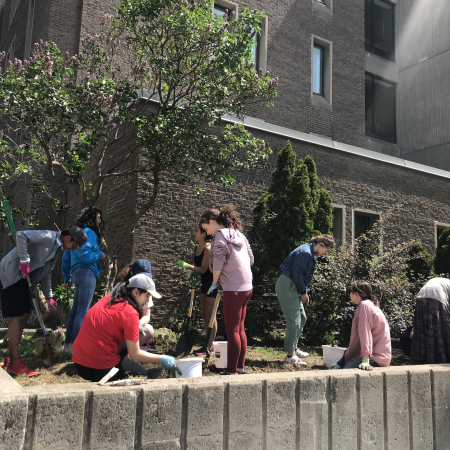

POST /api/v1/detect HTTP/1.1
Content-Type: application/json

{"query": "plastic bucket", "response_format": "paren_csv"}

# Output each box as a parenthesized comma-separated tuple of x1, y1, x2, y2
(213, 341, 228, 369)
(322, 345, 347, 368)
(175, 357, 203, 378)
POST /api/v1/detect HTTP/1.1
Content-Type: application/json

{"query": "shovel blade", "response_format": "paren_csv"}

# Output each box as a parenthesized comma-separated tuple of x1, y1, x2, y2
(176, 334, 195, 357)
(34, 329, 62, 366)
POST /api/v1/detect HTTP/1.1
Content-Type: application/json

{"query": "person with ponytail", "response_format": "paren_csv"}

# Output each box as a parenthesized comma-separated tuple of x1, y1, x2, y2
(200, 204, 254, 375)
(276, 235, 335, 365)
(331, 280, 391, 370)
(113, 259, 154, 348)
(72, 274, 178, 381)
(62, 207, 107, 355)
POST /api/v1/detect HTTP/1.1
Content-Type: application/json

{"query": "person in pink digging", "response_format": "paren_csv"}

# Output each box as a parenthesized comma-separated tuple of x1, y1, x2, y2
(200, 204, 254, 376)
(331, 280, 391, 370)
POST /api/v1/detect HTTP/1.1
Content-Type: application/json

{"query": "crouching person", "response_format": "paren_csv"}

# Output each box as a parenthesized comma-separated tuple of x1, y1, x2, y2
(332, 280, 391, 370)
(72, 274, 177, 381)
(0, 226, 87, 377)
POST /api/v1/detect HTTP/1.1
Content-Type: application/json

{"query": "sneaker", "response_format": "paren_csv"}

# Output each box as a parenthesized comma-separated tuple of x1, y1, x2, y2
(285, 355, 307, 366)
(6, 359, 39, 377)
(295, 349, 309, 358)
(63, 343, 73, 356)
(329, 363, 341, 370)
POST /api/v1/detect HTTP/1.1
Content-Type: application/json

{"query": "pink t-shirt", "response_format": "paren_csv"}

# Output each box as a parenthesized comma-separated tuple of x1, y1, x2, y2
(345, 300, 391, 367)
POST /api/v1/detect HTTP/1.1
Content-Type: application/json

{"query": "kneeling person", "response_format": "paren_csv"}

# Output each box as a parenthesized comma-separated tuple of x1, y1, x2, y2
(72, 274, 177, 381)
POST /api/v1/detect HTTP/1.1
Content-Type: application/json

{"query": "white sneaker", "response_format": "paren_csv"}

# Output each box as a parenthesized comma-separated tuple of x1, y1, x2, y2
(295, 349, 309, 358)
(285, 355, 307, 366)
(329, 363, 341, 370)
(63, 343, 73, 356)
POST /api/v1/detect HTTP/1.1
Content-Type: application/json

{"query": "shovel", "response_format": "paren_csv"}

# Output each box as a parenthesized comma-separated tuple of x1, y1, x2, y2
(176, 272, 201, 357)
(2, 199, 61, 365)
(205, 286, 223, 360)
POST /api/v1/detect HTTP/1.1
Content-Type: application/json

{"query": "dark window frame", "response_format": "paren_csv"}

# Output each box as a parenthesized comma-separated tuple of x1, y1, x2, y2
(365, 73, 397, 143)
(312, 44, 324, 96)
(365, 0, 395, 61)
(213, 4, 228, 16)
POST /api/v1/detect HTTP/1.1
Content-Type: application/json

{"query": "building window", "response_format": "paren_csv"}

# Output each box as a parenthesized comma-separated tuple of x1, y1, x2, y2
(365, 0, 395, 61)
(365, 73, 396, 142)
(435, 222, 450, 248)
(313, 0, 333, 15)
(332, 205, 346, 248)
(213, 1, 238, 20)
(213, 4, 227, 18)
(251, 31, 259, 70)
(313, 45, 324, 95)
(353, 210, 381, 241)
(311, 36, 332, 108)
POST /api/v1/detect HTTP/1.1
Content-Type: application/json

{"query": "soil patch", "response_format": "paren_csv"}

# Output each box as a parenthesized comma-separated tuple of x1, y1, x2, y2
(3, 346, 410, 387)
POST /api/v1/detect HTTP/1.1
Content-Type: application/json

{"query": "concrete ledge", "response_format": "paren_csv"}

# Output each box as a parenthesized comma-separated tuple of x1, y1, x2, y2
(1, 365, 450, 448)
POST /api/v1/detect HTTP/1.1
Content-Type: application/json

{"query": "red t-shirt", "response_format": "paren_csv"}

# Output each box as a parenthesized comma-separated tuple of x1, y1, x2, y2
(72, 295, 140, 369)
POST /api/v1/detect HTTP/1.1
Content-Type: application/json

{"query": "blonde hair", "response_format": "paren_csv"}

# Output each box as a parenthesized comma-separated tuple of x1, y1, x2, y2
(310, 234, 335, 249)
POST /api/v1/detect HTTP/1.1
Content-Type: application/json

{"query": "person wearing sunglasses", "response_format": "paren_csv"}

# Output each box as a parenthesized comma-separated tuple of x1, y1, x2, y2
(276, 234, 335, 366)
(0, 226, 87, 377)
(331, 280, 391, 370)
(72, 274, 178, 381)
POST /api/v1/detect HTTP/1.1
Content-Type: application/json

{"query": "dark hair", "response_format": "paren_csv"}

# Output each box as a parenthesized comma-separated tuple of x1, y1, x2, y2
(117, 265, 134, 282)
(196, 225, 212, 242)
(199, 204, 243, 231)
(76, 207, 105, 241)
(108, 282, 144, 319)
(350, 280, 380, 308)
(310, 234, 335, 249)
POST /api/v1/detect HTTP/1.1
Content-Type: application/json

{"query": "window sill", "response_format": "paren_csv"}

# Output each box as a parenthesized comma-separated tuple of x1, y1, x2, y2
(312, 0, 333, 17)
(312, 93, 332, 111)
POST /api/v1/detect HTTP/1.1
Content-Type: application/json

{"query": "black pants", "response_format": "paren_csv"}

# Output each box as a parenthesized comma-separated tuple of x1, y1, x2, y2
(75, 343, 148, 382)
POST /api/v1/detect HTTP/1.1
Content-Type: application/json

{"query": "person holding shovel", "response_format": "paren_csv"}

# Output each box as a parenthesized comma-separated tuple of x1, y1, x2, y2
(72, 274, 178, 381)
(113, 259, 154, 348)
(200, 204, 254, 376)
(178, 226, 218, 355)
(276, 235, 335, 366)
(0, 226, 87, 377)
(62, 207, 107, 356)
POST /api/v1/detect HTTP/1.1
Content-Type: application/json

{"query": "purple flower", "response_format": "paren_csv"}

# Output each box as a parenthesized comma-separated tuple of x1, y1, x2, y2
(28, 165, 32, 169)
(60, 157, 64, 162)
(19, 144, 25, 149)
(111, 123, 117, 128)
(71, 56, 77, 61)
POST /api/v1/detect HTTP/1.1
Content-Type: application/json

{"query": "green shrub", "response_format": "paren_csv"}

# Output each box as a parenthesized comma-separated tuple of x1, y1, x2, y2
(247, 142, 333, 341)
(407, 242, 433, 280)
(307, 208, 424, 346)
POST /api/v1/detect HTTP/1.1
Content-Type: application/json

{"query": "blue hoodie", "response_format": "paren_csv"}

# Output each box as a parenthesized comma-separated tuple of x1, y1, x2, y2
(62, 226, 103, 281)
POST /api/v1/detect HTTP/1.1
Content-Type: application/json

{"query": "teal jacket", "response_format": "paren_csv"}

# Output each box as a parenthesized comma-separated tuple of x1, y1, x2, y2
(62, 226, 103, 281)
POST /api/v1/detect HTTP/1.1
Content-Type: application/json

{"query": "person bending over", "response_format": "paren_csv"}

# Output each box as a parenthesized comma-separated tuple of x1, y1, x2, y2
(72, 274, 176, 381)
(1, 226, 87, 377)
(276, 235, 335, 366)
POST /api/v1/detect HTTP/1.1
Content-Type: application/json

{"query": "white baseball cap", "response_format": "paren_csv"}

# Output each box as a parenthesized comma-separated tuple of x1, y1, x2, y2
(128, 274, 162, 299)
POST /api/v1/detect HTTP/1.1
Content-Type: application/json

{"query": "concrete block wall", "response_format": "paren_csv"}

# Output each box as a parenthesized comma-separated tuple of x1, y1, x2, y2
(2, 365, 450, 449)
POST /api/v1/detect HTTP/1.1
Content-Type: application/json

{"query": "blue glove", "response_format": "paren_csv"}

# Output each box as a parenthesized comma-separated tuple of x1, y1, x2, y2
(160, 355, 182, 375)
(207, 283, 219, 295)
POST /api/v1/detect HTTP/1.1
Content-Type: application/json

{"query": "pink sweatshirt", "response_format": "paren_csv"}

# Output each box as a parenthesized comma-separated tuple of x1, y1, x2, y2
(209, 228, 254, 292)
(345, 300, 391, 367)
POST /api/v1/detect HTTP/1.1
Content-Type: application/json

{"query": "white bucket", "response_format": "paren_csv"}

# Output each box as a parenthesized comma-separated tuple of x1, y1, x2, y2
(322, 345, 347, 368)
(213, 341, 228, 369)
(175, 357, 203, 378)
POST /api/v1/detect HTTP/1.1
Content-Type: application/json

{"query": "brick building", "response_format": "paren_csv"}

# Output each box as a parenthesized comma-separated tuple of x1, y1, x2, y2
(1, 0, 450, 322)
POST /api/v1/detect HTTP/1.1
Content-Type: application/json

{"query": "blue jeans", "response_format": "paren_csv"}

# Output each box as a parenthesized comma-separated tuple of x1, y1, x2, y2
(65, 267, 97, 344)
(342, 357, 380, 369)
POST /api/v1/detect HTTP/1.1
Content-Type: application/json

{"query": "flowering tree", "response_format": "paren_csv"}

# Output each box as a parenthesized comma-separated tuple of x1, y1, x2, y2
(0, 0, 278, 289)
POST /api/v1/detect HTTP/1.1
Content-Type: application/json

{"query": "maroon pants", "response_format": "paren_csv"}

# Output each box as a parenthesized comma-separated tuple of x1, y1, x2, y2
(222, 290, 252, 373)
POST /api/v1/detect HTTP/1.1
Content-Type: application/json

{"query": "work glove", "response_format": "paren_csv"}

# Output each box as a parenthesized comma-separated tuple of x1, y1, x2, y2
(20, 263, 30, 279)
(184, 269, 193, 280)
(178, 260, 188, 269)
(160, 355, 182, 375)
(46, 298, 58, 309)
(207, 283, 219, 295)
(358, 358, 373, 371)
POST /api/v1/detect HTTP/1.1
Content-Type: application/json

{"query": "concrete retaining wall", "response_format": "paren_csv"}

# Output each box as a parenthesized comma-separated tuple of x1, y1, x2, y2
(1, 364, 450, 449)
